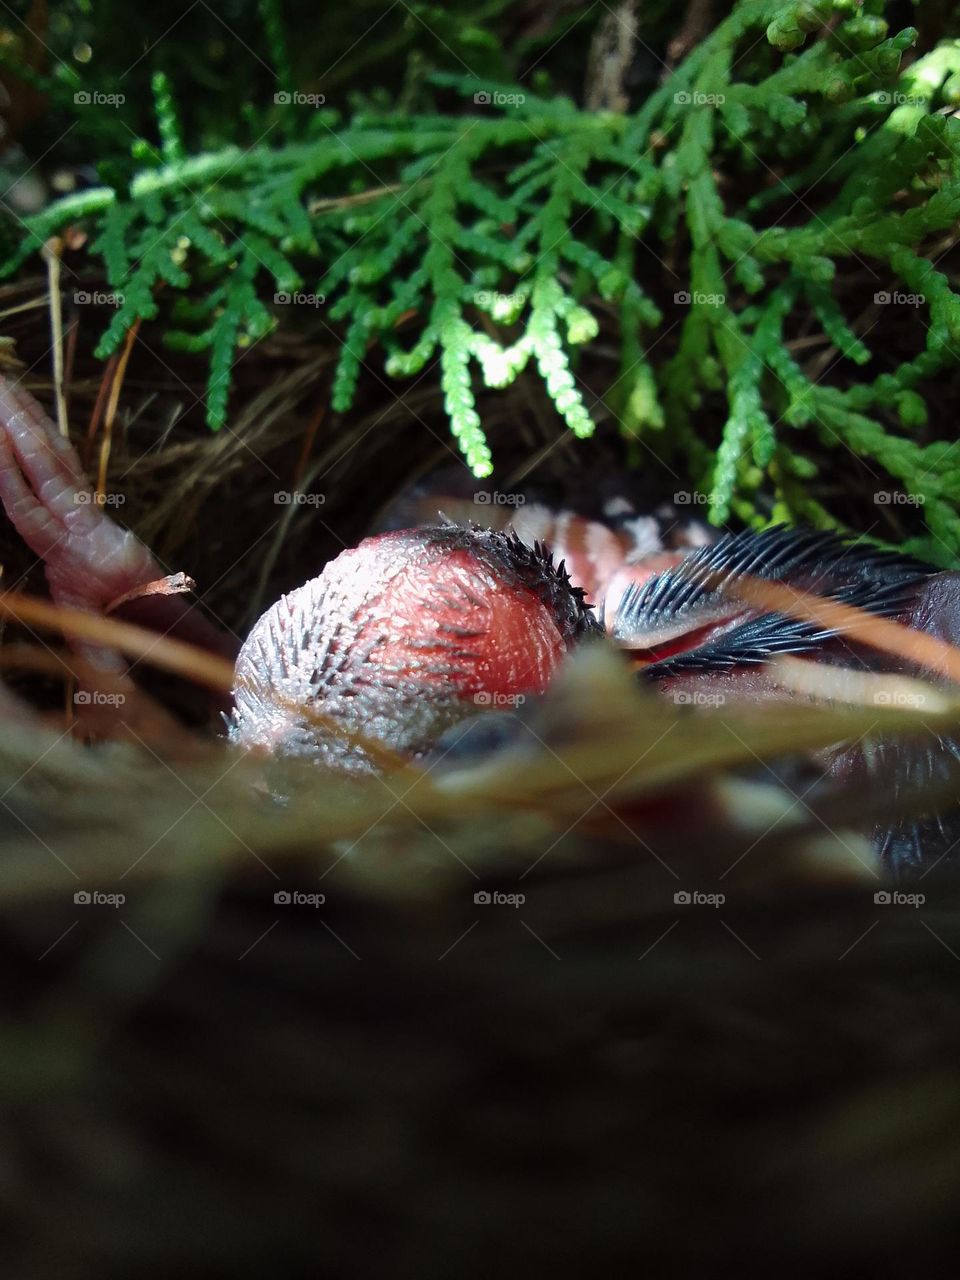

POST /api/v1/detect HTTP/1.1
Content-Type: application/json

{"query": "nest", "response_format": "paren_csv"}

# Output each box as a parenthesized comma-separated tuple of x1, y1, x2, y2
(4, 288, 960, 1272)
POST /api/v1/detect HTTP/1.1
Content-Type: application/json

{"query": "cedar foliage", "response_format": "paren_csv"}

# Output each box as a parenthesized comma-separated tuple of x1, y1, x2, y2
(3, 1, 960, 559)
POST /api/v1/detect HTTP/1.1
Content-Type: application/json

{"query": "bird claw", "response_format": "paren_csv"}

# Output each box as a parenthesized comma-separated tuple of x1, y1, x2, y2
(0, 372, 160, 614)
(104, 570, 198, 615)
(0, 373, 235, 675)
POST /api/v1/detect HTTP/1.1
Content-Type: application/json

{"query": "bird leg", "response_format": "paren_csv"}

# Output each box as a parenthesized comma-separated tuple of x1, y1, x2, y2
(0, 372, 235, 684)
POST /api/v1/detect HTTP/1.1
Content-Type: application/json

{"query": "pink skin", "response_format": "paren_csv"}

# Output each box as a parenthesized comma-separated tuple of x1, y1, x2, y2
(599, 553, 689, 626)
(373, 468, 716, 618)
(232, 525, 598, 765)
(0, 374, 158, 612)
(0, 373, 234, 675)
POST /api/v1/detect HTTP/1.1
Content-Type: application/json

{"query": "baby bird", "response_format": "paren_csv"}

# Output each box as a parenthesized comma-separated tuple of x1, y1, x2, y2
(2, 373, 959, 873)
(231, 524, 600, 769)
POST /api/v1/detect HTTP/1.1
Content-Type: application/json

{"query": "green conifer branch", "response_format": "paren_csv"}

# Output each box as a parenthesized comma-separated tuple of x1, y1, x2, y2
(4, 0, 960, 557)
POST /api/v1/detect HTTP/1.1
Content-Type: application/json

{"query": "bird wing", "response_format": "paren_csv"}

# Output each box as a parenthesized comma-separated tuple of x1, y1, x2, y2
(610, 524, 931, 671)
(639, 574, 927, 678)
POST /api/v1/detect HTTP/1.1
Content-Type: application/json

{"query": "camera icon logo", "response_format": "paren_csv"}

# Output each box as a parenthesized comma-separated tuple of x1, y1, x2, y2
(274, 291, 291, 304)
(674, 291, 691, 304)
(74, 890, 91, 904)
(874, 891, 892, 905)
(274, 91, 291, 105)
(673, 91, 691, 105)
(73, 690, 92, 704)
(874, 291, 891, 305)
(274, 491, 292, 504)
(474, 491, 491, 504)
(474, 91, 492, 105)
(74, 91, 91, 105)
(474, 890, 491, 905)
(674, 890, 691, 905)
(274, 890, 291, 905)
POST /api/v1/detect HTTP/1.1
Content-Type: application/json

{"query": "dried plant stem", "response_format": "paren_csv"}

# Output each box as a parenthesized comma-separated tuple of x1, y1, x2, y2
(97, 318, 141, 498)
(41, 240, 69, 438)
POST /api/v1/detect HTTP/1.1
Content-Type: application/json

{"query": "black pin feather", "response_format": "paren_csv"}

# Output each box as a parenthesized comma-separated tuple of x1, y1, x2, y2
(612, 525, 932, 669)
(640, 574, 927, 677)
